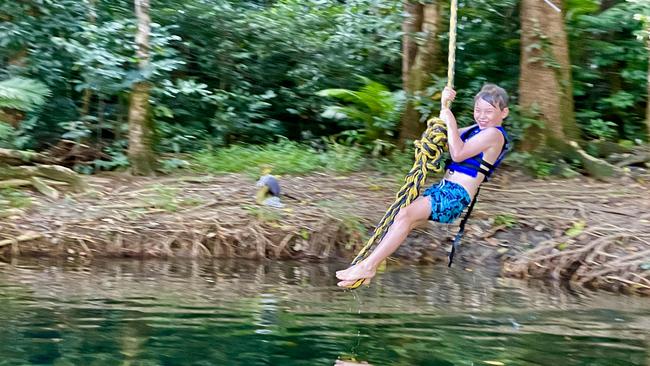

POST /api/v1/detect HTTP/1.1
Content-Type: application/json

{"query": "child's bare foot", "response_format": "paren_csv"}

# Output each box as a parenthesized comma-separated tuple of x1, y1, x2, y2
(336, 262, 376, 284)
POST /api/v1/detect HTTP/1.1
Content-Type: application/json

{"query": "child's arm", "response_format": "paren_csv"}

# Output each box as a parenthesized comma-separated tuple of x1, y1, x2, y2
(439, 87, 464, 161)
(447, 127, 504, 162)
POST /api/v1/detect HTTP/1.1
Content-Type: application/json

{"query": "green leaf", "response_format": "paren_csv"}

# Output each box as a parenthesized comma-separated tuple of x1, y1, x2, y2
(316, 89, 361, 103)
(556, 242, 569, 251)
(154, 105, 175, 118)
(321, 106, 348, 120)
(565, 220, 586, 238)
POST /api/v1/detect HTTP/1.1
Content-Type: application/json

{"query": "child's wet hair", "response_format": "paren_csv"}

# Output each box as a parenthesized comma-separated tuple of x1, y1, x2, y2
(474, 83, 508, 110)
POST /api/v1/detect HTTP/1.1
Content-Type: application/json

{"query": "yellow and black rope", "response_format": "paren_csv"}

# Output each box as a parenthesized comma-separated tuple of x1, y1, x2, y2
(350, 117, 448, 267)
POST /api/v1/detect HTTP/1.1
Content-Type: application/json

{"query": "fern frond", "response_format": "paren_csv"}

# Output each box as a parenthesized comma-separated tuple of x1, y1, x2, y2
(0, 77, 51, 111)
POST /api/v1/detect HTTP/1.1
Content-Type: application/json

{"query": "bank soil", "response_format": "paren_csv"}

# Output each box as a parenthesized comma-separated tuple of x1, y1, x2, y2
(1, 168, 648, 295)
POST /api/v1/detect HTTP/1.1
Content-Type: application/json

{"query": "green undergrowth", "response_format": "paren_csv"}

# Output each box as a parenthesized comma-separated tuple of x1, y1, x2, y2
(190, 140, 416, 177)
(0, 188, 32, 211)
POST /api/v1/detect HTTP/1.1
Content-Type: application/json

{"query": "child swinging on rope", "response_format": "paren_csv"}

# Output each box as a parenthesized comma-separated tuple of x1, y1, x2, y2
(336, 84, 510, 288)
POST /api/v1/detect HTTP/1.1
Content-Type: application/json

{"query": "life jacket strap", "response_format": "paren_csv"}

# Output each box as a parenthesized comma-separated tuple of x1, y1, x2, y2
(446, 158, 495, 180)
(448, 186, 480, 266)
(445, 127, 509, 266)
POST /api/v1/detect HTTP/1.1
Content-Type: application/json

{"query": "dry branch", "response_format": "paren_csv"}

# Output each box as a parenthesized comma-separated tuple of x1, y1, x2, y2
(0, 148, 57, 165)
(0, 232, 43, 247)
(0, 164, 87, 192)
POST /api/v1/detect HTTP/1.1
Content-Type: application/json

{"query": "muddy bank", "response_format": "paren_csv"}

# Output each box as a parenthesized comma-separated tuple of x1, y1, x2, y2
(0, 168, 648, 295)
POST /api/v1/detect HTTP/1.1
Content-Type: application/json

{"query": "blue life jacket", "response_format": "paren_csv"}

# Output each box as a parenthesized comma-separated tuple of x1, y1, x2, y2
(446, 125, 510, 181)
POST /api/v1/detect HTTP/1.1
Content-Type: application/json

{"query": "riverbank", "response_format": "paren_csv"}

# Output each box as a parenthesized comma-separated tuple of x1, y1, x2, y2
(0, 168, 648, 295)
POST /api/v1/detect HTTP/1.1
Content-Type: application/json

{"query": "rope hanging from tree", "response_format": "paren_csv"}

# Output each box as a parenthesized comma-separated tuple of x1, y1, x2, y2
(346, 0, 459, 288)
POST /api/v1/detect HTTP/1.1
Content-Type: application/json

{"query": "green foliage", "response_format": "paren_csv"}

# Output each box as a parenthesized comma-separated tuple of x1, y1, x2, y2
(493, 214, 518, 228)
(207, 89, 281, 144)
(189, 139, 419, 179)
(321, 141, 368, 172)
(92, 144, 130, 172)
(59, 117, 94, 142)
(569, 0, 649, 142)
(507, 152, 554, 178)
(0, 189, 32, 210)
(52, 20, 183, 94)
(413, 77, 447, 124)
(581, 117, 618, 140)
(0, 77, 50, 112)
(243, 205, 283, 223)
(0, 1, 88, 84)
(450, 0, 520, 127)
(140, 185, 200, 212)
(565, 220, 586, 238)
(370, 148, 415, 176)
(158, 158, 191, 174)
(317, 76, 404, 153)
(155, 121, 206, 154)
(0, 0, 647, 166)
(633, 7, 650, 43)
(0, 123, 16, 148)
(152, 0, 402, 145)
(191, 140, 364, 176)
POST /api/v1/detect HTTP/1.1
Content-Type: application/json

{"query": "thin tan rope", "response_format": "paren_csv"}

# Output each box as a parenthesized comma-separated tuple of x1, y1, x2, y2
(445, 0, 458, 105)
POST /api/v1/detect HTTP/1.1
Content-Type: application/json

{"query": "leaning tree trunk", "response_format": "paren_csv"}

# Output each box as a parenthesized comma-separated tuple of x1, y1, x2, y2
(519, 0, 579, 151)
(399, 1, 441, 144)
(128, 0, 155, 176)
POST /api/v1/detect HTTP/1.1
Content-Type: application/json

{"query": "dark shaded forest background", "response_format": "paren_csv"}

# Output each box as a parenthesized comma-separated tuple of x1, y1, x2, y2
(1, 0, 648, 177)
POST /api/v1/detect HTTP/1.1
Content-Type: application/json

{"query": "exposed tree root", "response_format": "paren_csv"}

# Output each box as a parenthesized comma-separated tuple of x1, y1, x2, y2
(0, 173, 374, 262)
(1, 169, 648, 296)
(495, 174, 650, 296)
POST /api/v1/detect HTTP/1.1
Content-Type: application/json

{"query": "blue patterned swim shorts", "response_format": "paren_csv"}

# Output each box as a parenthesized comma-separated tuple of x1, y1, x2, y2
(422, 180, 471, 223)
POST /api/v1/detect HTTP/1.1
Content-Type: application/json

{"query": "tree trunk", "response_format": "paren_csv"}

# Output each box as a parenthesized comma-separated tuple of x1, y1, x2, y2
(599, 0, 618, 12)
(80, 0, 96, 117)
(411, 4, 440, 91)
(80, 89, 93, 117)
(401, 1, 421, 87)
(646, 22, 650, 140)
(128, 0, 155, 176)
(519, 0, 579, 151)
(399, 1, 440, 144)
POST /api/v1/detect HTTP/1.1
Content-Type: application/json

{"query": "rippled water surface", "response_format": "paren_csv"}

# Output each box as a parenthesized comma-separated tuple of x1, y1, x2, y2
(0, 259, 648, 366)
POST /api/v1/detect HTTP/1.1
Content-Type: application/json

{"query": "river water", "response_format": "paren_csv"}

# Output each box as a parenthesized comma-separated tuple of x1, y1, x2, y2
(0, 259, 647, 365)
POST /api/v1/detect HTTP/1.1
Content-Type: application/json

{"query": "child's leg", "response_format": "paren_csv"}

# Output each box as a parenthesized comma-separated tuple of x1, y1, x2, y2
(336, 196, 432, 286)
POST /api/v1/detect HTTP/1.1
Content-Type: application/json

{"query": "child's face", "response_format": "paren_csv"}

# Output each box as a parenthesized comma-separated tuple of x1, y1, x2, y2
(473, 98, 509, 129)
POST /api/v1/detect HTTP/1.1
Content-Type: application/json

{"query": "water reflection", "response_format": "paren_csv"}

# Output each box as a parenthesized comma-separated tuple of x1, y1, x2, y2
(0, 259, 648, 366)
